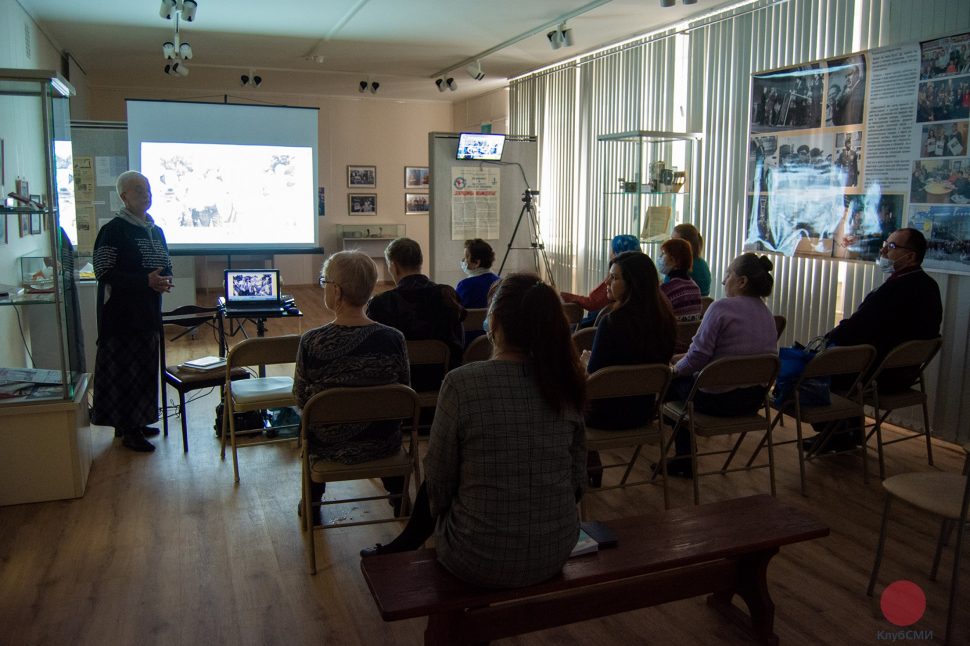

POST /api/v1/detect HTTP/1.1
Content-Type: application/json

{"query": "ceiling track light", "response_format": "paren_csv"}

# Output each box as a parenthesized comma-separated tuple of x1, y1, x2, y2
(435, 77, 457, 91)
(682, 0, 698, 4)
(359, 80, 368, 93)
(660, 0, 676, 6)
(547, 23, 573, 50)
(160, 0, 198, 77)
(446, 77, 457, 91)
(370, 81, 379, 94)
(241, 71, 261, 87)
(466, 60, 485, 81)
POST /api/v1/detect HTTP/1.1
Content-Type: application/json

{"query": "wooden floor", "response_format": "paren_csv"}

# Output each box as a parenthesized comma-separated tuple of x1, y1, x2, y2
(0, 285, 966, 645)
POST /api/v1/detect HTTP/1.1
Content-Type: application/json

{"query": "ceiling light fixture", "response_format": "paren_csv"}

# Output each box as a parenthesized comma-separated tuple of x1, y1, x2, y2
(547, 23, 573, 50)
(446, 77, 457, 91)
(683, 0, 698, 4)
(435, 77, 457, 91)
(359, 80, 368, 93)
(660, 0, 676, 6)
(369, 81, 379, 94)
(159, 0, 198, 77)
(466, 60, 485, 81)
(241, 71, 261, 87)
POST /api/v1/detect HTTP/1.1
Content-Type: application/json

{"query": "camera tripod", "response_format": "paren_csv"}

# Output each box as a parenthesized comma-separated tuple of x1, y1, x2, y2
(498, 189, 556, 289)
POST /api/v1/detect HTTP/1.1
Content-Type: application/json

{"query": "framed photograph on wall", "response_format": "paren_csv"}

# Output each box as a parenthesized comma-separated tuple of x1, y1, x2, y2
(29, 212, 42, 235)
(405, 193, 429, 214)
(19, 213, 29, 238)
(348, 193, 377, 215)
(404, 166, 429, 188)
(347, 165, 376, 188)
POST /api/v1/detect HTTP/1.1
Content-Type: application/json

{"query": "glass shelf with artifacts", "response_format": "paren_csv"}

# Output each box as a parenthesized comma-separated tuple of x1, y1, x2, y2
(598, 131, 702, 243)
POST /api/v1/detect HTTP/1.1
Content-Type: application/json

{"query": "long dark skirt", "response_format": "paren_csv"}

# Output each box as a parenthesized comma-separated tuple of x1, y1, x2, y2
(92, 332, 159, 429)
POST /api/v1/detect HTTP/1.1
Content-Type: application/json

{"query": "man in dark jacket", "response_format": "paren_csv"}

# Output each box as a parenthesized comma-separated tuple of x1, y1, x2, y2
(809, 228, 942, 451)
(367, 238, 465, 392)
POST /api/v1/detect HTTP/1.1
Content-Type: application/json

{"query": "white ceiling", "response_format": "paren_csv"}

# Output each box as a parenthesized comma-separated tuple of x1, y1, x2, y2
(19, 0, 732, 101)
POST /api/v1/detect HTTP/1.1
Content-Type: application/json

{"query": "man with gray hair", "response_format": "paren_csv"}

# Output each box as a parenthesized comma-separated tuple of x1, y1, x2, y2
(92, 171, 173, 452)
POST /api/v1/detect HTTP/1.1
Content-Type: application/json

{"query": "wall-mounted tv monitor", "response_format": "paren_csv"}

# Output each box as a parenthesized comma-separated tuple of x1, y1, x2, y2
(456, 132, 506, 161)
(126, 99, 319, 254)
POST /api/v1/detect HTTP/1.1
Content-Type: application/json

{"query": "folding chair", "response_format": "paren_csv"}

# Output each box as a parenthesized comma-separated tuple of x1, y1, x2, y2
(739, 344, 876, 496)
(863, 337, 942, 480)
(773, 314, 787, 340)
(160, 305, 249, 452)
(300, 384, 421, 574)
(582, 363, 673, 516)
(675, 319, 701, 353)
(661, 354, 780, 505)
(221, 334, 302, 483)
(462, 308, 488, 334)
(868, 443, 970, 645)
(562, 302, 584, 329)
(462, 335, 493, 364)
(700, 296, 714, 316)
(405, 339, 451, 415)
(572, 327, 596, 355)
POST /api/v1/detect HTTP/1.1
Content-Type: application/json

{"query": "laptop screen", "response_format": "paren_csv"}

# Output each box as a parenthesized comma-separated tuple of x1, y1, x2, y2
(224, 269, 281, 305)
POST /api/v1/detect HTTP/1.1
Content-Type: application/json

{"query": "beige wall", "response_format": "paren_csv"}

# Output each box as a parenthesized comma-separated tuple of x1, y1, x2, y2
(452, 88, 510, 134)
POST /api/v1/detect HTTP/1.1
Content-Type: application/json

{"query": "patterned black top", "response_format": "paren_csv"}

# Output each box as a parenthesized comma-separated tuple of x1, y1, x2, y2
(293, 323, 410, 463)
(93, 210, 172, 337)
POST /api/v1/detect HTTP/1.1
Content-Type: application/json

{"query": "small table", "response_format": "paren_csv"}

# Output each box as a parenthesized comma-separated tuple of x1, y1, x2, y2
(218, 297, 302, 376)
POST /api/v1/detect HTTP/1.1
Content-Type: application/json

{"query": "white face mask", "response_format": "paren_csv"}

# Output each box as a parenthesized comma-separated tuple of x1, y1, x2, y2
(459, 259, 471, 275)
(876, 256, 894, 274)
(656, 256, 670, 276)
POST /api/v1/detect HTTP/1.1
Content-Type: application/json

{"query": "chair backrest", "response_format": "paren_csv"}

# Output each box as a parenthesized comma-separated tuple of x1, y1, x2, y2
(586, 363, 671, 403)
(675, 320, 701, 349)
(462, 335, 493, 363)
(300, 384, 420, 428)
(700, 296, 715, 316)
(561, 302, 584, 325)
(773, 314, 787, 340)
(226, 334, 302, 370)
(693, 353, 780, 391)
(462, 308, 488, 333)
(802, 344, 876, 382)
(572, 327, 596, 354)
(870, 337, 942, 376)
(405, 339, 451, 368)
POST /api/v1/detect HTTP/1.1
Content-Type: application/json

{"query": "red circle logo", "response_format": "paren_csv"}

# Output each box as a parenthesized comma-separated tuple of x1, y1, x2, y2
(880, 580, 926, 627)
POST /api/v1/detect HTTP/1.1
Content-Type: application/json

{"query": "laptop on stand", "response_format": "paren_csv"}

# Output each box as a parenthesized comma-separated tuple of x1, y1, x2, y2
(223, 269, 285, 317)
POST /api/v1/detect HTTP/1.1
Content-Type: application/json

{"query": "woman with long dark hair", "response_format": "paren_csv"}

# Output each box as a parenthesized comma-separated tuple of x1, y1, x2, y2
(584, 252, 676, 484)
(361, 273, 587, 589)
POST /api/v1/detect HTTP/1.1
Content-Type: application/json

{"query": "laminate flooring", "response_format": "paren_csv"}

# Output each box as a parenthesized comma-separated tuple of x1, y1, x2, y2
(0, 286, 966, 645)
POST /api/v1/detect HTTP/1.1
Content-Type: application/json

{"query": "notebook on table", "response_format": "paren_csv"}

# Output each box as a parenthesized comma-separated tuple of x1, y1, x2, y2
(223, 269, 284, 316)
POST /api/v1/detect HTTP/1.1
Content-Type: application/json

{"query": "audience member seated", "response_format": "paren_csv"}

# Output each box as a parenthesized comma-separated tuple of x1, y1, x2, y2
(583, 251, 676, 486)
(667, 253, 778, 477)
(360, 273, 588, 589)
(657, 238, 703, 323)
(804, 228, 943, 452)
(667, 223, 712, 296)
(367, 237, 464, 392)
(561, 234, 641, 328)
(293, 251, 410, 522)
(456, 238, 500, 308)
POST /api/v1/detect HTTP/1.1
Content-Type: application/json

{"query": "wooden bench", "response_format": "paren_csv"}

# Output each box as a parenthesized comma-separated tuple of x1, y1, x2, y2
(360, 494, 828, 645)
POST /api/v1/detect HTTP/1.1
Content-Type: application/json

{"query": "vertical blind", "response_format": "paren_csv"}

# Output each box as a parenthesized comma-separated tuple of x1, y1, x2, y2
(509, 0, 970, 441)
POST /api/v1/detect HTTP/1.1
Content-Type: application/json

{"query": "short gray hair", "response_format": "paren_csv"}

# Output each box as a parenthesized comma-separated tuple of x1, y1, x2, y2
(116, 170, 148, 196)
(321, 250, 378, 307)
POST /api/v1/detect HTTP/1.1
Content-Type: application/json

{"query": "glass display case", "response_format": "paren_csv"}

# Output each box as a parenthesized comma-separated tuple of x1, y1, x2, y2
(598, 130, 702, 243)
(0, 70, 82, 404)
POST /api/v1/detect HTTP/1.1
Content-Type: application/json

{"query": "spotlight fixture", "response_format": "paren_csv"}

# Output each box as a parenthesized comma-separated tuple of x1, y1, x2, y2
(683, 0, 698, 4)
(466, 60, 485, 81)
(159, 0, 198, 78)
(369, 81, 379, 94)
(359, 80, 368, 93)
(660, 0, 676, 6)
(547, 23, 574, 50)
(435, 77, 457, 92)
(446, 77, 457, 91)
(241, 71, 261, 87)
(435, 78, 446, 92)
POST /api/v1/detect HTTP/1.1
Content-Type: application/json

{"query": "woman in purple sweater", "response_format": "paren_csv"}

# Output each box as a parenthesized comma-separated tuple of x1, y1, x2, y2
(666, 253, 778, 477)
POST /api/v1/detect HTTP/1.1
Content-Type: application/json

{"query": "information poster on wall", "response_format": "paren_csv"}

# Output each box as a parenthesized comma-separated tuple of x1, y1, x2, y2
(451, 166, 500, 240)
(744, 31, 970, 274)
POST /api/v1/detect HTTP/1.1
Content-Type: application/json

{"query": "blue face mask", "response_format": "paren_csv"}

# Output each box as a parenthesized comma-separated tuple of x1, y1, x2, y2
(482, 316, 490, 334)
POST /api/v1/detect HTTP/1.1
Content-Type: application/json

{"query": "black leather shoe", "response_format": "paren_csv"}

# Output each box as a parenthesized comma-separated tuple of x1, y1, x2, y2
(360, 544, 387, 558)
(140, 426, 161, 438)
(122, 432, 155, 453)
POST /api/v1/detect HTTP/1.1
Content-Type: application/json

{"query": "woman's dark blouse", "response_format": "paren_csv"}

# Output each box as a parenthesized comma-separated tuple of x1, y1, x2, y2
(293, 323, 409, 463)
(586, 309, 674, 429)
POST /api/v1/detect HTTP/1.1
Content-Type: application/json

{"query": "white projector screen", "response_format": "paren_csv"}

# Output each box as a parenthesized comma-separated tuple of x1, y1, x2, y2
(126, 99, 320, 254)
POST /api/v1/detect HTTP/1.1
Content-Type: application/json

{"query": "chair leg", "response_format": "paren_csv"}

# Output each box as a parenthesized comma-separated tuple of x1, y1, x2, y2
(162, 382, 170, 438)
(873, 410, 889, 481)
(867, 495, 893, 596)
(720, 432, 747, 473)
(921, 400, 934, 467)
(304, 469, 317, 575)
(179, 391, 189, 453)
(794, 417, 807, 497)
(765, 415, 776, 497)
(744, 433, 767, 469)
(658, 424, 670, 510)
(931, 519, 953, 581)
(944, 511, 966, 646)
(690, 424, 700, 506)
(619, 445, 643, 485)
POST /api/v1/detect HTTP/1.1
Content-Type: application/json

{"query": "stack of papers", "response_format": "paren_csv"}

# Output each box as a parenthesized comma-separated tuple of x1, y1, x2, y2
(180, 356, 226, 372)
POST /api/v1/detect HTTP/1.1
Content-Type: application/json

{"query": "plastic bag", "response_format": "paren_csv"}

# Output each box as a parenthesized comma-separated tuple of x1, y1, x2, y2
(772, 337, 831, 408)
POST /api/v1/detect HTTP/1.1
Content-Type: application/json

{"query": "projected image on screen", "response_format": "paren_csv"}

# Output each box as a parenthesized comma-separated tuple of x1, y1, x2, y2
(140, 142, 313, 247)
(54, 140, 77, 245)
